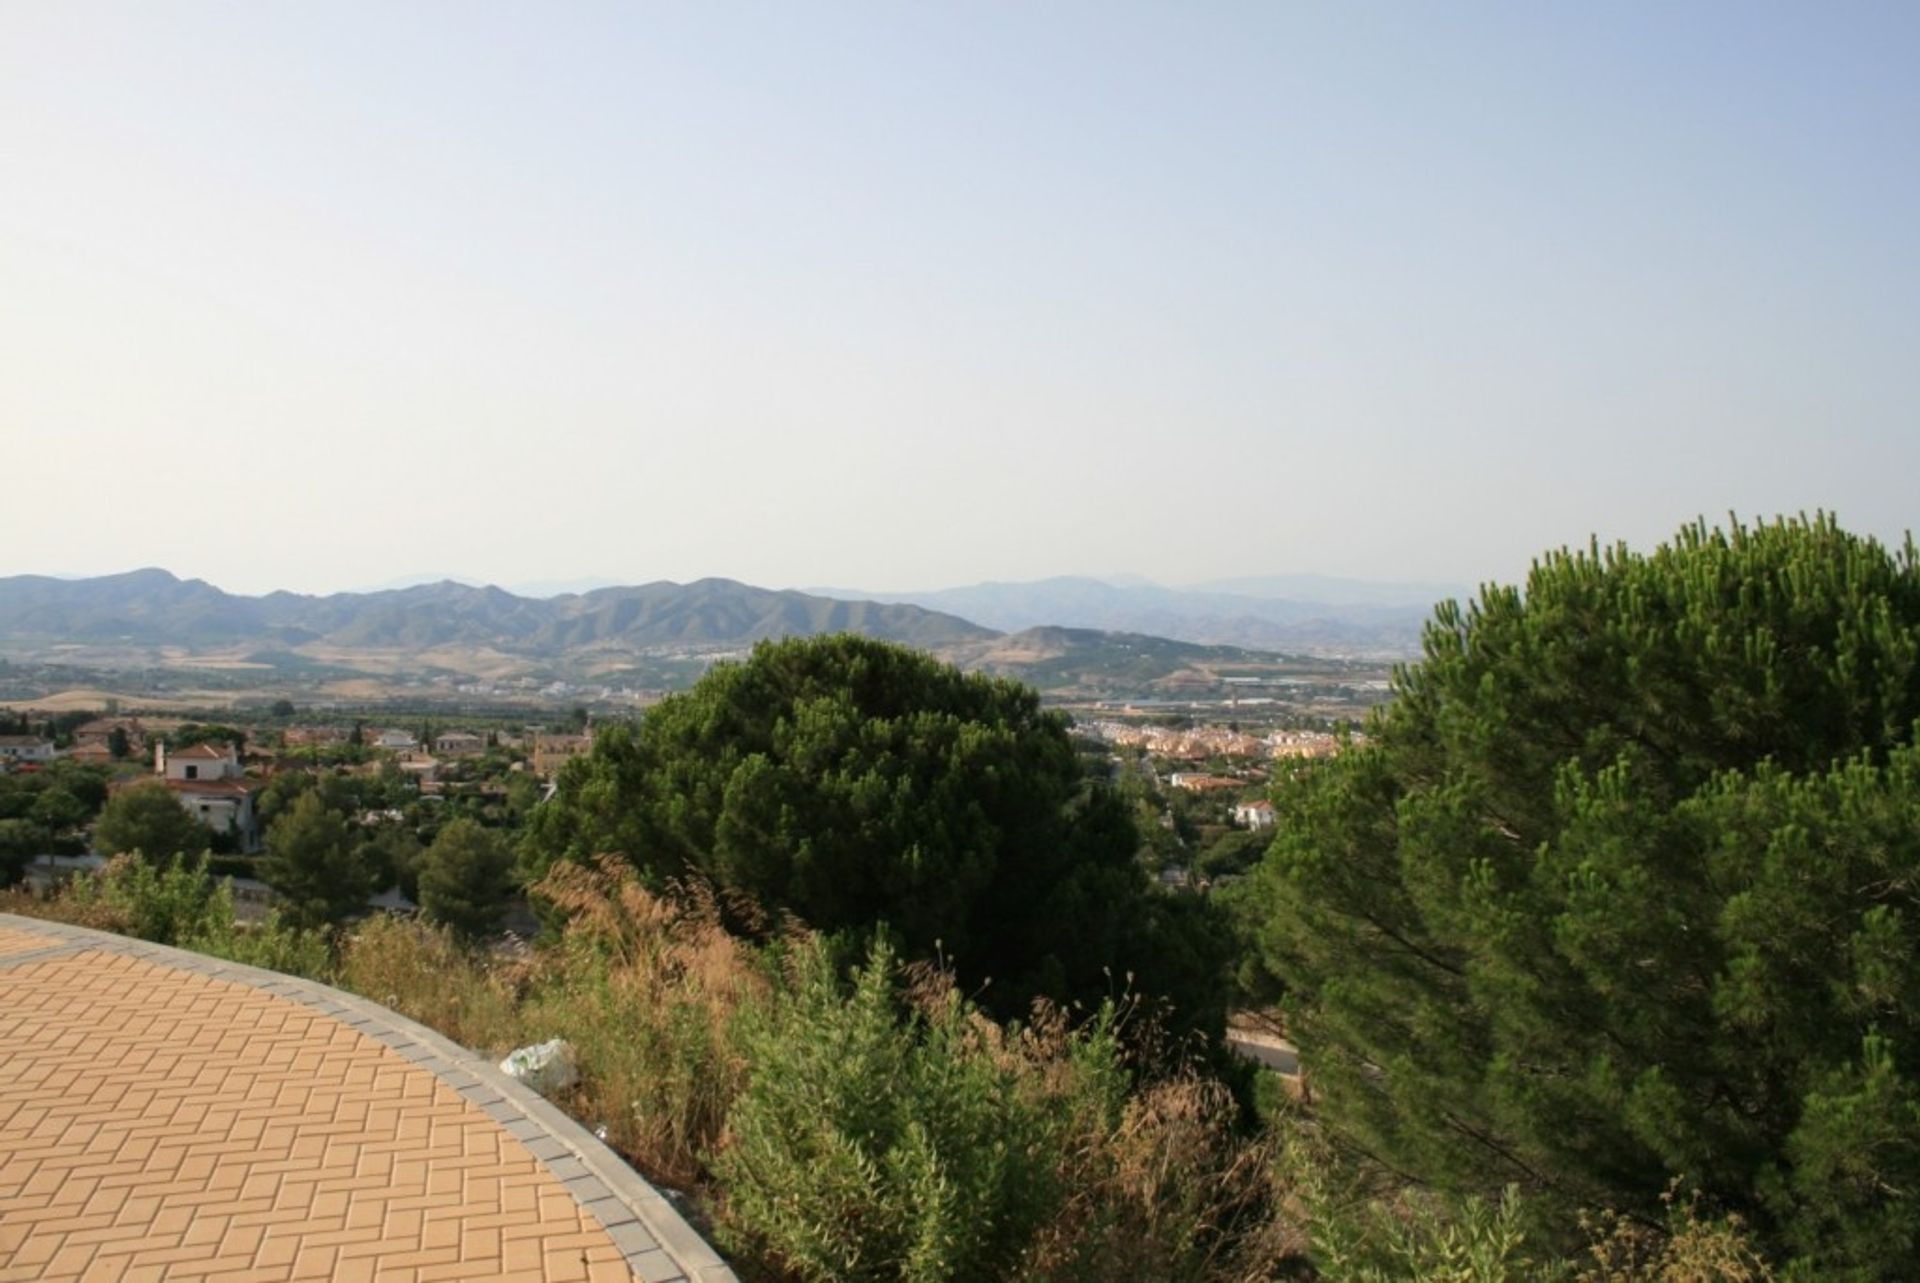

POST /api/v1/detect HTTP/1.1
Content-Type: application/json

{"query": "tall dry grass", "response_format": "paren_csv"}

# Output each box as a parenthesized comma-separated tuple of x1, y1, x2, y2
(333, 913, 528, 1054)
(524, 858, 771, 1190)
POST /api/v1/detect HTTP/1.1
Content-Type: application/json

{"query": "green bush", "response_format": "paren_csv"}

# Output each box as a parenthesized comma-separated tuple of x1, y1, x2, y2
(712, 939, 1113, 1282)
(60, 853, 330, 978)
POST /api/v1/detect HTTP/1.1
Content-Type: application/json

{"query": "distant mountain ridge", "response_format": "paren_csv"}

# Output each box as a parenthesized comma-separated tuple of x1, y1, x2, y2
(0, 569, 995, 652)
(810, 575, 1446, 655)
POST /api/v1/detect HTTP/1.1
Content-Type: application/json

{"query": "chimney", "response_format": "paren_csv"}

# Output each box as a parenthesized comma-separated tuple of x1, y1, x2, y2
(154, 740, 166, 776)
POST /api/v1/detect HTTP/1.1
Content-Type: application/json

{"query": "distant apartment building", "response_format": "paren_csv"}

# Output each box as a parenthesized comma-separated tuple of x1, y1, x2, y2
(1167, 772, 1242, 793)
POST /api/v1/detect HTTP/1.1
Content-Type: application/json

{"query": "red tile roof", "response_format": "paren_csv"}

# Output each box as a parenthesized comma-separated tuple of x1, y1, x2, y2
(162, 778, 253, 797)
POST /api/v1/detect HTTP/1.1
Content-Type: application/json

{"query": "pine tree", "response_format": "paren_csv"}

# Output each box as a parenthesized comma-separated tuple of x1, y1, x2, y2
(523, 634, 1231, 1032)
(259, 791, 371, 930)
(417, 818, 515, 941)
(1241, 515, 1920, 1275)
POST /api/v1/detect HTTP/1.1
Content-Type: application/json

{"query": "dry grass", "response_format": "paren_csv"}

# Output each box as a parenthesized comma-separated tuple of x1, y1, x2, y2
(1576, 1186, 1776, 1283)
(525, 859, 771, 1190)
(1024, 1067, 1304, 1282)
(333, 915, 530, 1055)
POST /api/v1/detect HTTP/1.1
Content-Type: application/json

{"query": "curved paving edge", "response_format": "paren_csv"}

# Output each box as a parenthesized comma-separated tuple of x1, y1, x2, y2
(0, 913, 738, 1283)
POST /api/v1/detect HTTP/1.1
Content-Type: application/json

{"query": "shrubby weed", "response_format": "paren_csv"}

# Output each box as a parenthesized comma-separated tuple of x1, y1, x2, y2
(11, 854, 331, 978)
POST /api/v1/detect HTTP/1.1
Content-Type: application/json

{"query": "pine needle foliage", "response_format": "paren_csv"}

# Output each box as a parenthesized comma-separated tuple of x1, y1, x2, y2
(1243, 514, 1920, 1276)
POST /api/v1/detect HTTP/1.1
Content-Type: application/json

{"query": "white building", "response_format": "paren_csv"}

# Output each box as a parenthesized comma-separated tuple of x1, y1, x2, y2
(1232, 799, 1276, 830)
(0, 736, 56, 765)
(154, 742, 259, 851)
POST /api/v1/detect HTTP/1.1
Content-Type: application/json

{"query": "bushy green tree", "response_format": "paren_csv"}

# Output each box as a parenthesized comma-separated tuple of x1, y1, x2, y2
(29, 785, 88, 833)
(417, 818, 515, 940)
(0, 817, 46, 885)
(525, 635, 1226, 1031)
(94, 780, 211, 864)
(1242, 515, 1920, 1275)
(259, 790, 372, 929)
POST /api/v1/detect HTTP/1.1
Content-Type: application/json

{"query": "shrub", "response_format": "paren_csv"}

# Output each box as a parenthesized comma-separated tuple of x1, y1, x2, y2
(38, 853, 330, 978)
(711, 938, 1130, 1282)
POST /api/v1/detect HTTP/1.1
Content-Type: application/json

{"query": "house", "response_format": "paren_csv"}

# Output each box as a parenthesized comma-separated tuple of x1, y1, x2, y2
(1233, 799, 1276, 830)
(433, 731, 486, 758)
(64, 742, 116, 766)
(283, 725, 347, 748)
(0, 736, 56, 765)
(154, 742, 259, 851)
(396, 751, 441, 784)
(73, 717, 149, 755)
(375, 730, 419, 752)
(532, 733, 593, 778)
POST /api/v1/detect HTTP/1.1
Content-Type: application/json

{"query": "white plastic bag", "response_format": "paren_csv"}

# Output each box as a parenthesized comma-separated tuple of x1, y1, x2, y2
(499, 1038, 579, 1094)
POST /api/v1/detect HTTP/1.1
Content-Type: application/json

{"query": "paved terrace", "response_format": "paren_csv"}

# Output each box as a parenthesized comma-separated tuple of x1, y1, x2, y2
(0, 915, 737, 1283)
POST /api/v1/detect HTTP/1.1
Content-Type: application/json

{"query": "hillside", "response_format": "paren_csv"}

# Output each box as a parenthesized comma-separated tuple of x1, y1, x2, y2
(813, 575, 1440, 656)
(0, 570, 995, 653)
(0, 570, 1393, 712)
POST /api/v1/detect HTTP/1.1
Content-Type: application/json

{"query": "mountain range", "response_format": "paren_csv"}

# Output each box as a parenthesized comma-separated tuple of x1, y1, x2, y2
(809, 575, 1451, 653)
(0, 569, 1429, 706)
(0, 569, 994, 653)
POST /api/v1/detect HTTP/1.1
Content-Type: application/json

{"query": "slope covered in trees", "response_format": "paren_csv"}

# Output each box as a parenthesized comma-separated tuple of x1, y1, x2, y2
(1240, 514, 1920, 1276)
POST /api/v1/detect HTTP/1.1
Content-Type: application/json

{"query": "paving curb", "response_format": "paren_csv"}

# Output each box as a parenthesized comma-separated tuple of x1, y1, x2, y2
(0, 913, 738, 1283)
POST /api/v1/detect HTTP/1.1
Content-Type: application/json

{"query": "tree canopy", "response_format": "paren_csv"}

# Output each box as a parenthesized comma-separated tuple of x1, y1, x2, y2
(525, 634, 1227, 1030)
(1240, 514, 1920, 1277)
(95, 780, 212, 865)
(259, 790, 372, 930)
(417, 818, 515, 941)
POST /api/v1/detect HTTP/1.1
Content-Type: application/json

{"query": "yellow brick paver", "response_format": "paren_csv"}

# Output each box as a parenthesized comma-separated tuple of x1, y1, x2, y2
(0, 927, 54, 958)
(0, 930, 639, 1282)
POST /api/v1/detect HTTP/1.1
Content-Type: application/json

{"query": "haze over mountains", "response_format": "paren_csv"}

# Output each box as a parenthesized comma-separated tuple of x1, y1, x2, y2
(812, 575, 1455, 653)
(0, 569, 1417, 708)
(0, 569, 993, 652)
(0, 568, 1448, 702)
(1, 569, 1446, 658)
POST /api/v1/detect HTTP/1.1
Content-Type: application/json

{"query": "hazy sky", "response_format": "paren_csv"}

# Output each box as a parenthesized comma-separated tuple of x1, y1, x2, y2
(4, 3, 1916, 597)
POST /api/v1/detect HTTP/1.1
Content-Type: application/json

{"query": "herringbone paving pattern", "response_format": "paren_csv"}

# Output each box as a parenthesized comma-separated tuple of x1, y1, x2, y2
(0, 927, 51, 959)
(0, 923, 657, 1282)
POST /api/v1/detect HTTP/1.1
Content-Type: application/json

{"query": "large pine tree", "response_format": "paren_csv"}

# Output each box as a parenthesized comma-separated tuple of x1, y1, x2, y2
(1243, 515, 1920, 1277)
(523, 634, 1232, 1034)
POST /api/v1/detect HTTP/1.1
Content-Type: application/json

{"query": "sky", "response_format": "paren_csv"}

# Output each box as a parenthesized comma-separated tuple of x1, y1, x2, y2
(3, 2, 1917, 597)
